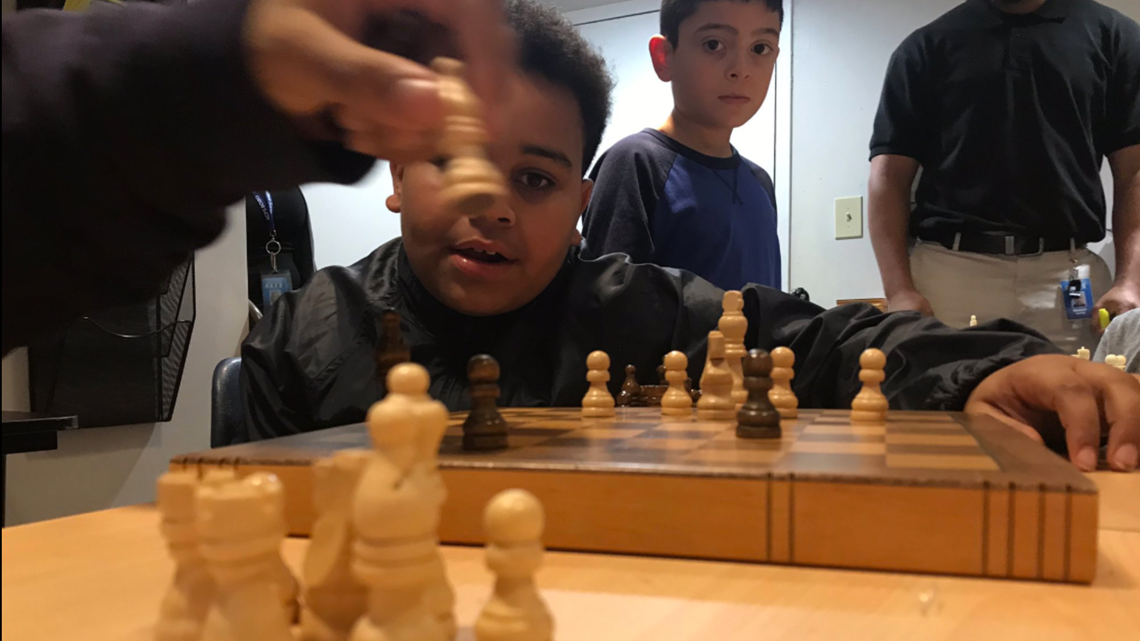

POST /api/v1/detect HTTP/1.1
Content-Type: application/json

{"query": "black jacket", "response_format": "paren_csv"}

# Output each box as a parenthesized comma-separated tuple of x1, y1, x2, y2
(241, 239, 1062, 443)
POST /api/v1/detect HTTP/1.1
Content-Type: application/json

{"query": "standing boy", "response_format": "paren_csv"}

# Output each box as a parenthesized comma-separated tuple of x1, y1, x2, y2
(581, 0, 783, 291)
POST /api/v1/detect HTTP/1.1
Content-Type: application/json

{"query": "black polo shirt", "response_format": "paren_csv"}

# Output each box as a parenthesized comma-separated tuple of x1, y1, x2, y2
(870, 0, 1140, 243)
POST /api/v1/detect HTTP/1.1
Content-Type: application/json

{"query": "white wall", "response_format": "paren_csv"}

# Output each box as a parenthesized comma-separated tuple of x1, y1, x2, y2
(789, 0, 1133, 307)
(304, 162, 399, 269)
(3, 205, 248, 526)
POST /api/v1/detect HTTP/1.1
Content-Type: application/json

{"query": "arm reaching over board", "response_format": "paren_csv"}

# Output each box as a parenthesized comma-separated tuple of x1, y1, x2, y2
(966, 356, 1140, 473)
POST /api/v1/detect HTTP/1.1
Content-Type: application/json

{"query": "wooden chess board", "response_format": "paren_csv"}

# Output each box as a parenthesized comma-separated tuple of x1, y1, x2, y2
(170, 408, 1098, 583)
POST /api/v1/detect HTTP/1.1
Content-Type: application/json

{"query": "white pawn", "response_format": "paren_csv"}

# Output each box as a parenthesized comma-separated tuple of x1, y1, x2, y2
(301, 451, 370, 641)
(1107, 354, 1127, 371)
(851, 348, 888, 425)
(1074, 346, 1090, 360)
(475, 489, 553, 641)
(351, 363, 445, 641)
(156, 471, 214, 641)
(198, 473, 294, 641)
(969, 315, 978, 327)
(697, 331, 736, 421)
(661, 351, 692, 417)
(768, 347, 798, 419)
(582, 350, 615, 418)
(718, 291, 748, 409)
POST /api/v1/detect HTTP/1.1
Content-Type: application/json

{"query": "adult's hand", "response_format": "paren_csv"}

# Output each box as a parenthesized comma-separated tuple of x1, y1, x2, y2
(886, 289, 934, 316)
(1092, 280, 1140, 333)
(965, 355, 1140, 473)
(245, 0, 515, 163)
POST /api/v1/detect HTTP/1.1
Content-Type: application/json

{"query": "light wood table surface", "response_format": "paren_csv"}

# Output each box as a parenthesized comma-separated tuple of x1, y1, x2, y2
(3, 472, 1138, 641)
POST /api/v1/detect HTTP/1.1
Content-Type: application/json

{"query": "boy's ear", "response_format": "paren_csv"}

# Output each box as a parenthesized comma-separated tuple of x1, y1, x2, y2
(385, 162, 406, 213)
(649, 35, 674, 82)
(571, 178, 594, 247)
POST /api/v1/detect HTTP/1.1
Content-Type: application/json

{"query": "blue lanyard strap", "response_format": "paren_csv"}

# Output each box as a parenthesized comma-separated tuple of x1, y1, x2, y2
(253, 192, 276, 238)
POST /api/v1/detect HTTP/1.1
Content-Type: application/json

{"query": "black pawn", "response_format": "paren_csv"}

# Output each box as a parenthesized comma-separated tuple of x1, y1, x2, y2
(617, 365, 641, 407)
(737, 349, 781, 439)
(462, 354, 509, 451)
(656, 363, 668, 385)
(375, 310, 411, 396)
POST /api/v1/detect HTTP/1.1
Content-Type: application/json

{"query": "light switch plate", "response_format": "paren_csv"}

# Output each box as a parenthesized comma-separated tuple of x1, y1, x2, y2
(835, 196, 863, 239)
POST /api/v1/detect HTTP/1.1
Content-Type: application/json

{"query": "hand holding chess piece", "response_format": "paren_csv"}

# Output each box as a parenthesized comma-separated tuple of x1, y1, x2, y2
(851, 348, 888, 425)
(661, 351, 693, 416)
(475, 489, 554, 641)
(582, 351, 616, 418)
(433, 57, 508, 216)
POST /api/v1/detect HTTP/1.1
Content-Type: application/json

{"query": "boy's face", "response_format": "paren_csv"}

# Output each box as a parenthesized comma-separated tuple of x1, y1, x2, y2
(387, 75, 592, 316)
(655, 1, 781, 130)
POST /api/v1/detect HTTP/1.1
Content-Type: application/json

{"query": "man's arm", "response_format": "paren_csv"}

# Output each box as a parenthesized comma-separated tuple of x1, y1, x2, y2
(868, 154, 931, 314)
(1094, 144, 1140, 326)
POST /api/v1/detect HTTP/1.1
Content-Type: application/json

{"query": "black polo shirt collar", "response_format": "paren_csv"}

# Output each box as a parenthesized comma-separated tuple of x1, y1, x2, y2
(967, 0, 1069, 28)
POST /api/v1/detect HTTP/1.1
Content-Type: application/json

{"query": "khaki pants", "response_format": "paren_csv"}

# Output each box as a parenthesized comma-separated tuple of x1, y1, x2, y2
(910, 242, 1113, 354)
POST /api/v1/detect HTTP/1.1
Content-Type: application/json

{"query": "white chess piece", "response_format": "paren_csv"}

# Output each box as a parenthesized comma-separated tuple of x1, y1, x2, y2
(718, 291, 748, 409)
(582, 350, 616, 418)
(1074, 346, 1090, 360)
(768, 347, 798, 419)
(351, 364, 446, 641)
(661, 351, 693, 417)
(301, 451, 370, 641)
(697, 331, 736, 420)
(474, 489, 553, 641)
(851, 348, 888, 425)
(198, 473, 294, 641)
(969, 315, 978, 327)
(1107, 354, 1127, 371)
(156, 472, 214, 641)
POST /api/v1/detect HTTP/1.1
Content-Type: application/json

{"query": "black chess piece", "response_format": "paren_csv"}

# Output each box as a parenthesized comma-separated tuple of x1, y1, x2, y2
(462, 354, 509, 451)
(617, 365, 641, 407)
(656, 363, 668, 385)
(375, 310, 411, 396)
(737, 348, 781, 439)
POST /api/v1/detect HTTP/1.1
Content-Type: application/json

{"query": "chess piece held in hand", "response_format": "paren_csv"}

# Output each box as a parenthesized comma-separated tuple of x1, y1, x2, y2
(433, 57, 508, 216)
(474, 489, 554, 641)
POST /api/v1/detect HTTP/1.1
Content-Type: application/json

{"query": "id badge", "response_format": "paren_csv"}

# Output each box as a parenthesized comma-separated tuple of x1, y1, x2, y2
(261, 271, 293, 312)
(1060, 264, 1093, 320)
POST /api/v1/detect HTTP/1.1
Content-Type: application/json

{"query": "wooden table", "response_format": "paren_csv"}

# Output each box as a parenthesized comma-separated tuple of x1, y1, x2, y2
(3, 472, 1138, 641)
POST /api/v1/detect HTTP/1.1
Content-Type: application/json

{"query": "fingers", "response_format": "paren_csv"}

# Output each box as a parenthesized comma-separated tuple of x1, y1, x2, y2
(1095, 367, 1140, 472)
(369, 0, 516, 137)
(1047, 379, 1105, 472)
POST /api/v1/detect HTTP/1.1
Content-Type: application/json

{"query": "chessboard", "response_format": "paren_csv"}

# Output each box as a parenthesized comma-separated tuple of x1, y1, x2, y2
(171, 407, 1098, 583)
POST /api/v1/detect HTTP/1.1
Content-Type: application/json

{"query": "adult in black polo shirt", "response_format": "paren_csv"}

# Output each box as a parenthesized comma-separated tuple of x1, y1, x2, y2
(868, 0, 1140, 354)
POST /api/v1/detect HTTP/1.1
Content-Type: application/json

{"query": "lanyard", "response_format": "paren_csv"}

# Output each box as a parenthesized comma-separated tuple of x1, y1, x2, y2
(253, 192, 282, 272)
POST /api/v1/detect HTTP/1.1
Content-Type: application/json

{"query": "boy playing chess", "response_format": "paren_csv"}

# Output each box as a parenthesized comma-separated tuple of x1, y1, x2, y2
(242, 0, 1139, 472)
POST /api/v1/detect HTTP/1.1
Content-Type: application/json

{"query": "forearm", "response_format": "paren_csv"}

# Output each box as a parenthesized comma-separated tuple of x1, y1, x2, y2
(1111, 172, 1140, 285)
(868, 175, 918, 297)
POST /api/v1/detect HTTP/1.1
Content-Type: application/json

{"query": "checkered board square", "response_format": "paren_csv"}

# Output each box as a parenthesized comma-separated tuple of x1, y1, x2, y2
(434, 407, 999, 476)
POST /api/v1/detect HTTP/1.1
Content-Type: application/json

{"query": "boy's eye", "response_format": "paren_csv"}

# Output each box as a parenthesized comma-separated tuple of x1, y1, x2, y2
(516, 171, 555, 192)
(703, 39, 723, 52)
(430, 156, 449, 170)
(752, 43, 774, 55)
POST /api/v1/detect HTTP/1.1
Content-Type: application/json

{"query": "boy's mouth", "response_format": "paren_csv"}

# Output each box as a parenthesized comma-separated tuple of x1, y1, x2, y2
(719, 94, 751, 105)
(448, 241, 518, 279)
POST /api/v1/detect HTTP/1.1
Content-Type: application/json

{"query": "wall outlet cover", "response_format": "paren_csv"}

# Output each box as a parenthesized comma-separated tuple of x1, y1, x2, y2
(835, 196, 863, 239)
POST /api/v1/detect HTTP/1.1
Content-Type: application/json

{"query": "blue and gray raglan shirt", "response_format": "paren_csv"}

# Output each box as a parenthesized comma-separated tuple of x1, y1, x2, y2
(581, 129, 781, 291)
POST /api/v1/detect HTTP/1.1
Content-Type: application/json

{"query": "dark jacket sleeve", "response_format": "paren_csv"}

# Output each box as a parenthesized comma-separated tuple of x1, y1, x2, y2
(240, 289, 311, 443)
(1, 0, 374, 354)
(580, 138, 673, 263)
(738, 286, 1064, 411)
